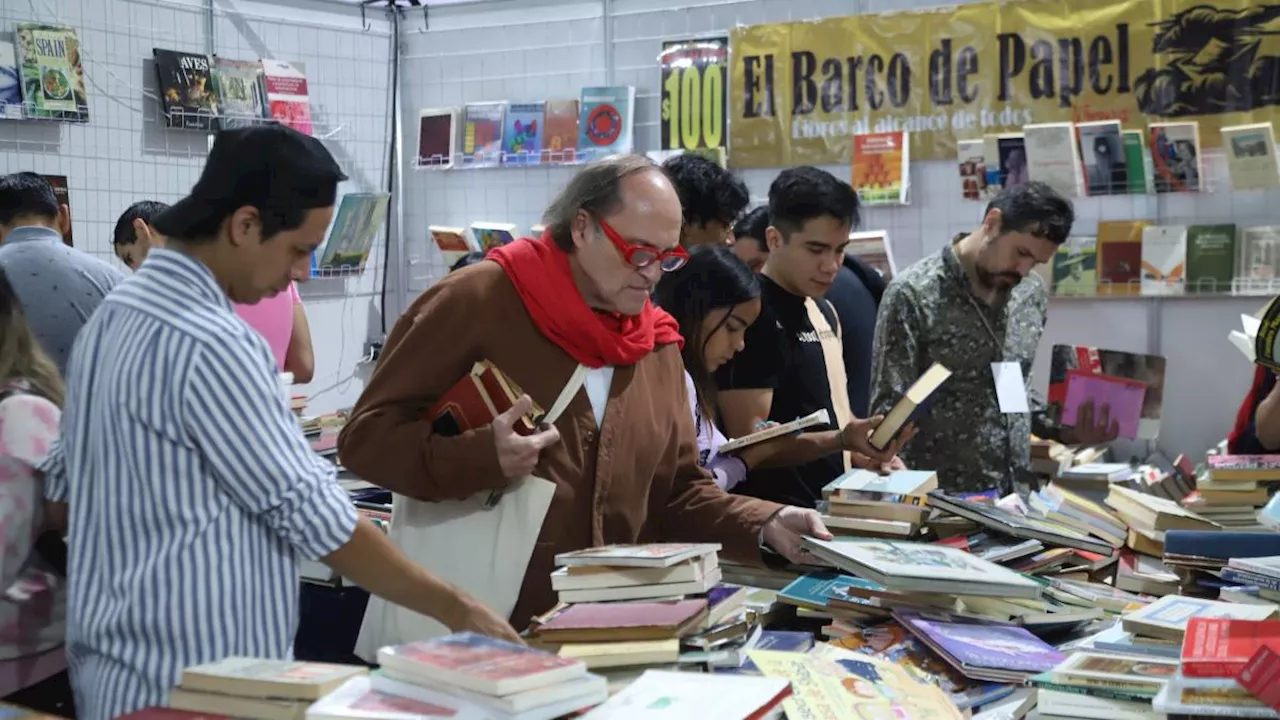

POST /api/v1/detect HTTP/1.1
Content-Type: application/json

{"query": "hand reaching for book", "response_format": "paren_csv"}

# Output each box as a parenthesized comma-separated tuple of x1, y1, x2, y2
(762, 506, 833, 565)
(851, 452, 907, 474)
(494, 395, 561, 479)
(840, 416, 915, 462)
(448, 594, 525, 645)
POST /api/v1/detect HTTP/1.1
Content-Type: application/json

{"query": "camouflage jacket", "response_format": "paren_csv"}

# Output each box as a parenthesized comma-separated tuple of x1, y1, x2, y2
(870, 241, 1055, 494)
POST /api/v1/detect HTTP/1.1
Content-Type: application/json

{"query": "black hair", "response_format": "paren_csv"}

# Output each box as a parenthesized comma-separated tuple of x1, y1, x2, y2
(0, 172, 60, 226)
(113, 200, 171, 246)
(985, 181, 1074, 245)
(661, 154, 750, 229)
(652, 244, 760, 424)
(732, 206, 770, 249)
(449, 251, 488, 272)
(767, 166, 860, 240)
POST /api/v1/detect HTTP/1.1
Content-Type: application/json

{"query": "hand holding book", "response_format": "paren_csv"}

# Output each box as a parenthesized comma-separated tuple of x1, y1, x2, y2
(495, 395, 561, 479)
(844, 415, 916, 463)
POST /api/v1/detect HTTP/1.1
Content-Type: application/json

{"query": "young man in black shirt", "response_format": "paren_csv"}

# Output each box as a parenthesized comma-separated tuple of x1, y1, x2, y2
(715, 167, 907, 507)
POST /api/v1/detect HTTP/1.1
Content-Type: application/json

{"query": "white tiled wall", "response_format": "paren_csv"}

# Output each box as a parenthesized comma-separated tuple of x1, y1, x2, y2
(0, 0, 393, 414)
(400, 0, 1280, 460)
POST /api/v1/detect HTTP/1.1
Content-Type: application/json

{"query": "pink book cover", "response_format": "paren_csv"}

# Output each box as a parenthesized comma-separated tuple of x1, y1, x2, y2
(1208, 455, 1280, 470)
(381, 632, 578, 681)
(345, 690, 458, 716)
(1061, 369, 1146, 439)
(540, 599, 707, 631)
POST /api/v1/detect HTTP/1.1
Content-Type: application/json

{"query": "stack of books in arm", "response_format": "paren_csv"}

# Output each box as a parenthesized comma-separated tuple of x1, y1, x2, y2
(156, 657, 368, 718)
(819, 468, 936, 538)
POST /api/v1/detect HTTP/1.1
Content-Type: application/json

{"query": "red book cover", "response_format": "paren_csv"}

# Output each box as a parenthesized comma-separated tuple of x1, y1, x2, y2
(1183, 617, 1280, 677)
(1237, 643, 1280, 711)
(425, 361, 541, 437)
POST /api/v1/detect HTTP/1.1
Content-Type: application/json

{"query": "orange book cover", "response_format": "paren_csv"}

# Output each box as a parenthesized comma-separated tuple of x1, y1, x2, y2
(542, 99, 579, 164)
(1097, 220, 1150, 296)
(851, 131, 907, 204)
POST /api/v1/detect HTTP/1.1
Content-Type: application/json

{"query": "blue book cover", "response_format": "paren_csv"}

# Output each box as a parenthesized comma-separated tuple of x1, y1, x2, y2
(1164, 530, 1280, 559)
(503, 102, 544, 166)
(577, 86, 634, 162)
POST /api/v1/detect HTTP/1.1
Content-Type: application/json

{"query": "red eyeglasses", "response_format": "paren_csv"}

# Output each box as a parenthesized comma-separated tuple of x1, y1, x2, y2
(597, 217, 689, 272)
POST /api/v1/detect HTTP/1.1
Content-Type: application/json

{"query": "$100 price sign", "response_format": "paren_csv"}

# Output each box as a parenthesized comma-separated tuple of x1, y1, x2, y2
(659, 37, 729, 152)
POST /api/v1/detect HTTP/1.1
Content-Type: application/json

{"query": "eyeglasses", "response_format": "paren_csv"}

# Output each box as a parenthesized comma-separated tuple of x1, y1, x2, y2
(596, 217, 689, 272)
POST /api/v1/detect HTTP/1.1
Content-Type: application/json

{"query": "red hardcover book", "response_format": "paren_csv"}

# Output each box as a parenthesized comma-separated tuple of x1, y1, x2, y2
(1182, 617, 1280, 678)
(426, 360, 542, 437)
(1237, 643, 1280, 711)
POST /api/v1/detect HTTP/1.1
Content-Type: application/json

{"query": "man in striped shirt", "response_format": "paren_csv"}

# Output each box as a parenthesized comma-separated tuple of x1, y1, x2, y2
(41, 125, 519, 720)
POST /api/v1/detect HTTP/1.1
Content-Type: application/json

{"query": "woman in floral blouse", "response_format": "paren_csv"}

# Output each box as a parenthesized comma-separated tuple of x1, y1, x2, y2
(0, 268, 69, 716)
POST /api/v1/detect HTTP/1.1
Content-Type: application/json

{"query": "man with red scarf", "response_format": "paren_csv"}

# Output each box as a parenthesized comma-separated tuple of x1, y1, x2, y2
(339, 155, 900, 628)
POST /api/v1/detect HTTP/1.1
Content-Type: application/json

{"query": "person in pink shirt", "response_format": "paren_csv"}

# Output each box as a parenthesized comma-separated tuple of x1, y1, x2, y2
(113, 201, 315, 382)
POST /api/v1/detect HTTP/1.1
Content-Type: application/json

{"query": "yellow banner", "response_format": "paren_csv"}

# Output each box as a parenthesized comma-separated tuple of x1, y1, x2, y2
(729, 0, 1280, 166)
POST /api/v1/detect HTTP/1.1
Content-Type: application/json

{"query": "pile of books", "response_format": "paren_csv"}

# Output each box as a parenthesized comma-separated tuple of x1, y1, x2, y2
(1182, 454, 1280, 530)
(153, 657, 368, 718)
(819, 468, 936, 538)
(531, 543, 776, 681)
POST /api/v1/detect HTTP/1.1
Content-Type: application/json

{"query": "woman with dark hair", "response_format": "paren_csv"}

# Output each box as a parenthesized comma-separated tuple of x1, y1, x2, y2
(1229, 366, 1280, 453)
(0, 268, 71, 716)
(653, 245, 770, 490)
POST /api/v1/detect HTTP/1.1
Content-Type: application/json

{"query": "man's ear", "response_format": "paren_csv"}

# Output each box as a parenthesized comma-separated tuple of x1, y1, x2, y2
(56, 204, 71, 236)
(981, 208, 1002, 239)
(569, 210, 593, 250)
(227, 206, 262, 248)
(765, 225, 784, 252)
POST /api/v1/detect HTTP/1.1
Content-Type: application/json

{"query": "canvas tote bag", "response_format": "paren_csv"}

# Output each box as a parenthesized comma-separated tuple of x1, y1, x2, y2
(354, 364, 589, 660)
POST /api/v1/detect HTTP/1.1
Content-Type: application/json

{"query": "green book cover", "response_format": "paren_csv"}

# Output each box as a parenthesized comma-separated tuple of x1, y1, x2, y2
(1121, 130, 1148, 194)
(1185, 224, 1237, 294)
(1052, 236, 1097, 296)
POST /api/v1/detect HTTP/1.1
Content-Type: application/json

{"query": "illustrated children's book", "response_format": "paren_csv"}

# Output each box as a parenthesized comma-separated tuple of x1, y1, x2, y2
(502, 102, 544, 165)
(469, 222, 518, 251)
(577, 86, 635, 162)
(460, 101, 505, 168)
(317, 193, 389, 274)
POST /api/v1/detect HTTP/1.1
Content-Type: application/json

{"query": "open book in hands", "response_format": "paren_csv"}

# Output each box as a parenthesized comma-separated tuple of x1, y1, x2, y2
(717, 409, 831, 454)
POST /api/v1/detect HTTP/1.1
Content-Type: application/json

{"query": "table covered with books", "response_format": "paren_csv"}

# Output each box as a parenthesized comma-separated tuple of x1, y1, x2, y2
(73, 442, 1280, 718)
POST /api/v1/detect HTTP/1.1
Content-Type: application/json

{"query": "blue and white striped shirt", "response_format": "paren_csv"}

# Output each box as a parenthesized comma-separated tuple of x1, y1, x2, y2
(41, 249, 358, 720)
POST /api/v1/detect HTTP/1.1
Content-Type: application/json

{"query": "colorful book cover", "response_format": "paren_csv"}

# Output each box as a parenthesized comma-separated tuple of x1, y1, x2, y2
(469, 222, 518, 252)
(460, 101, 505, 168)
(317, 193, 389, 274)
(1149, 122, 1202, 193)
(379, 632, 581, 681)
(153, 49, 219, 130)
(1140, 224, 1187, 295)
(15, 24, 88, 121)
(830, 629, 1006, 710)
(779, 572, 870, 611)
(213, 58, 267, 130)
(1047, 344, 1165, 440)
(851, 131, 908, 204)
(1061, 370, 1147, 439)
(542, 99, 579, 164)
(1185, 224, 1235, 294)
(749, 647, 964, 719)
(577, 86, 635, 162)
(0, 41, 22, 118)
(1052, 235, 1097, 296)
(260, 59, 311, 135)
(897, 612, 1064, 673)
(428, 226, 476, 267)
(502, 102, 544, 166)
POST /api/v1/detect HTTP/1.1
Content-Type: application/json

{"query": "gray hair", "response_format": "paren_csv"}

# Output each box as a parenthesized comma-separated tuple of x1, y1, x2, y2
(543, 154, 659, 252)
